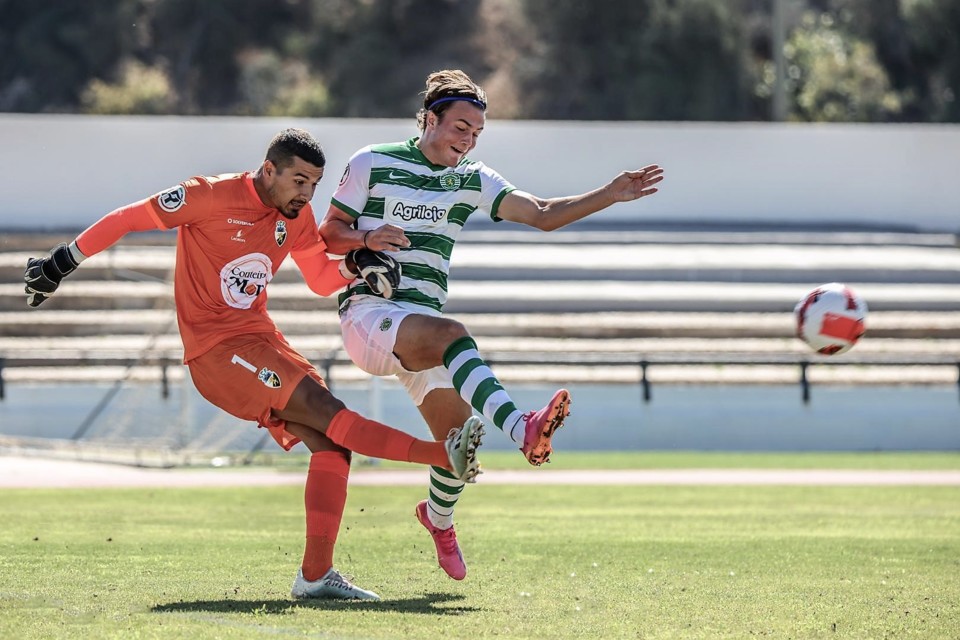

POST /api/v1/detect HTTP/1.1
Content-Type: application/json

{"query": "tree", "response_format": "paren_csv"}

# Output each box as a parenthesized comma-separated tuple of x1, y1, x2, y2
(781, 12, 902, 121)
(905, 0, 960, 122)
(515, 0, 756, 120)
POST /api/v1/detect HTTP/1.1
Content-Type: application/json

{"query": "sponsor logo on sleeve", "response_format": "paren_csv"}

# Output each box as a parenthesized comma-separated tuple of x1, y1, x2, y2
(339, 163, 350, 186)
(157, 185, 186, 213)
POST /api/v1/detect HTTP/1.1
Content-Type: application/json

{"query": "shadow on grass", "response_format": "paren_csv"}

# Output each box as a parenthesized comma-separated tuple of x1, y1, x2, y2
(152, 592, 479, 616)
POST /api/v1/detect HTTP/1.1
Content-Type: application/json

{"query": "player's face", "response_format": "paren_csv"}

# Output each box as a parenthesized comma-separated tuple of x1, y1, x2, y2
(420, 101, 485, 167)
(266, 156, 324, 219)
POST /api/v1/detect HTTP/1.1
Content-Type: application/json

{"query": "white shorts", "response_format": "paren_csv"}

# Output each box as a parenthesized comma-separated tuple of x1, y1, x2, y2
(339, 299, 453, 406)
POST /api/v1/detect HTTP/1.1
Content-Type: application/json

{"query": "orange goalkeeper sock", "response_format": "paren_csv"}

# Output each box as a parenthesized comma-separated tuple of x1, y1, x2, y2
(326, 409, 449, 469)
(301, 450, 350, 581)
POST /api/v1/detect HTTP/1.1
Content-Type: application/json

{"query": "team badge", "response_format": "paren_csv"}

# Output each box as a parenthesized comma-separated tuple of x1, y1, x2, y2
(379, 318, 393, 332)
(258, 367, 282, 389)
(157, 185, 186, 213)
(339, 163, 351, 186)
(439, 172, 461, 191)
(275, 220, 287, 247)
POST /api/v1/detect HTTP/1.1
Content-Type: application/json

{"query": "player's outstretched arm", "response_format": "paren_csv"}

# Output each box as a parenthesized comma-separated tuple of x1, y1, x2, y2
(496, 164, 664, 231)
(23, 201, 160, 308)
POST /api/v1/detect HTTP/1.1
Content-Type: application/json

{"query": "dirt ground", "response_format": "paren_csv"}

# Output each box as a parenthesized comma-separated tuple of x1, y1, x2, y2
(2, 455, 959, 489)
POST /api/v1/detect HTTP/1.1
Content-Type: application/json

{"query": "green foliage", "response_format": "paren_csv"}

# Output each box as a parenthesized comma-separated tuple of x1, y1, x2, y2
(0, 1, 141, 112)
(1, 482, 959, 639)
(904, 0, 960, 121)
(781, 13, 903, 121)
(235, 50, 331, 117)
(517, 0, 755, 120)
(0, 0, 957, 121)
(81, 60, 176, 115)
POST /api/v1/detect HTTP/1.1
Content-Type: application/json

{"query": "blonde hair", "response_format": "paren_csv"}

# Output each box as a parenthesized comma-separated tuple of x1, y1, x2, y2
(416, 69, 487, 131)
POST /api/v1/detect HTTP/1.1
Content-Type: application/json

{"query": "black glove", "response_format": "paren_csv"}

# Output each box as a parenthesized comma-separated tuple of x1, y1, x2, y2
(345, 248, 402, 299)
(24, 243, 80, 308)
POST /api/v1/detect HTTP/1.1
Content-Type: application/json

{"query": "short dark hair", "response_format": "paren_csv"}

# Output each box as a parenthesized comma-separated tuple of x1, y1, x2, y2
(416, 69, 487, 131)
(265, 128, 325, 171)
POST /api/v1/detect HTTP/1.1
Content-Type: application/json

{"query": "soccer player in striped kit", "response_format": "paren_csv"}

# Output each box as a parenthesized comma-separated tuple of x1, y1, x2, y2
(320, 70, 664, 580)
(23, 128, 483, 601)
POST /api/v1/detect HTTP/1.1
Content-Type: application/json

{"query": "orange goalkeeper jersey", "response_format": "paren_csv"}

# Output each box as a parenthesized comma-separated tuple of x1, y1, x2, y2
(142, 173, 328, 362)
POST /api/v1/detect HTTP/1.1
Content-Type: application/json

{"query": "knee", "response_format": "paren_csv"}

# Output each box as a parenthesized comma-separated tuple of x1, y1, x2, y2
(439, 319, 470, 345)
(304, 384, 347, 425)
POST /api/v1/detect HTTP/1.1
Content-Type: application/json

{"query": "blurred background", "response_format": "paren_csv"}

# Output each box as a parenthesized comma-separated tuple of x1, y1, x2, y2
(2, 0, 958, 122)
(1, 0, 958, 465)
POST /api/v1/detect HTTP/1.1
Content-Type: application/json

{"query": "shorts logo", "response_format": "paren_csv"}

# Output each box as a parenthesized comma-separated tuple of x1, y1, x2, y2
(220, 253, 273, 309)
(339, 163, 350, 186)
(439, 172, 461, 191)
(258, 367, 282, 388)
(379, 318, 393, 331)
(157, 186, 186, 213)
(275, 220, 287, 247)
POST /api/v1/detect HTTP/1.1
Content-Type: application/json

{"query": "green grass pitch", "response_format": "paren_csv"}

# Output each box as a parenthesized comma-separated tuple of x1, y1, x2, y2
(1, 455, 959, 639)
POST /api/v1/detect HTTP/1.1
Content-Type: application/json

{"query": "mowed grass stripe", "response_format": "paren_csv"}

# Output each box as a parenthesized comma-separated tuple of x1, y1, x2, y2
(1, 484, 958, 639)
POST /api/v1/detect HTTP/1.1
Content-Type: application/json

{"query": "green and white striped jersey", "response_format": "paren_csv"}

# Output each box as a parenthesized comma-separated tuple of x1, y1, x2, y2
(332, 137, 515, 315)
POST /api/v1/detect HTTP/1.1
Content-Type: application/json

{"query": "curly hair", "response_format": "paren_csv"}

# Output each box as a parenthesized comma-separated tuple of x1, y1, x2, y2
(416, 69, 488, 131)
(265, 127, 326, 171)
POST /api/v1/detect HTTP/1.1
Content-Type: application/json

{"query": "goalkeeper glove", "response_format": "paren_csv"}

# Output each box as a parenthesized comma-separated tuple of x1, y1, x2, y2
(344, 248, 402, 299)
(24, 242, 81, 308)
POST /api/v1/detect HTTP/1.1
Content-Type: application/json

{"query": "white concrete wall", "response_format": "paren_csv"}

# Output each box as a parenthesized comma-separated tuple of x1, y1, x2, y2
(1, 114, 958, 232)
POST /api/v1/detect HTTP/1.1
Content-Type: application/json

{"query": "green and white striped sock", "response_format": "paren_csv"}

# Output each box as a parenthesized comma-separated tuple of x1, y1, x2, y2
(426, 466, 465, 529)
(443, 336, 525, 444)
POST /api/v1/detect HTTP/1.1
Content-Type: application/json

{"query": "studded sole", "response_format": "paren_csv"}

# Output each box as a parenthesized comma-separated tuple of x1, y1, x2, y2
(463, 423, 485, 483)
(527, 390, 571, 466)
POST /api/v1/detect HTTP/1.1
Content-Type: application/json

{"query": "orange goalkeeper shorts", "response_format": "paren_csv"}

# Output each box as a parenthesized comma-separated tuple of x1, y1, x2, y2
(187, 331, 326, 451)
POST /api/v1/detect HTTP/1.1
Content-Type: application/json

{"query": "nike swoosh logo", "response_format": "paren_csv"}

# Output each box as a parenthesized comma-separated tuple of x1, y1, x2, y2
(388, 170, 406, 180)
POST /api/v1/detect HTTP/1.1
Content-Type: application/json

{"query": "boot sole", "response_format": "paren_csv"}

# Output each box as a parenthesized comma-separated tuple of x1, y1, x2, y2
(525, 389, 571, 466)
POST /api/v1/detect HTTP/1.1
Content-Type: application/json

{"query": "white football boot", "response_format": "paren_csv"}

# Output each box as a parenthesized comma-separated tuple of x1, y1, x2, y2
(445, 416, 484, 483)
(290, 567, 380, 601)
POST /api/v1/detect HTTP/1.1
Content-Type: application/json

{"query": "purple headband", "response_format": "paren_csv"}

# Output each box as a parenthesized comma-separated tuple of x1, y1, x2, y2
(426, 96, 487, 111)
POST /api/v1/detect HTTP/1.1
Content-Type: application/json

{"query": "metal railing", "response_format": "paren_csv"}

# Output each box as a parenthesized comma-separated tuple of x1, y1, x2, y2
(2, 351, 959, 405)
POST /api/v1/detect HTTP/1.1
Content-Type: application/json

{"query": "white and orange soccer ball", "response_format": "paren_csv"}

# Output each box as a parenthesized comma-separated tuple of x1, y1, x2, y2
(794, 282, 868, 355)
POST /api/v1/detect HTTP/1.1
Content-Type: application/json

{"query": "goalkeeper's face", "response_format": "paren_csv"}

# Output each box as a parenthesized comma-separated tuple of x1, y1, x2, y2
(265, 156, 324, 219)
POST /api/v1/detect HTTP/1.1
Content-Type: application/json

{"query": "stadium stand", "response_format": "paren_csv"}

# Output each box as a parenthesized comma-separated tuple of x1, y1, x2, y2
(2, 226, 959, 462)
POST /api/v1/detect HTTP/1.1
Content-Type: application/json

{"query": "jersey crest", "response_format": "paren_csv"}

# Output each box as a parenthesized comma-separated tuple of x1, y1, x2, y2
(439, 172, 461, 191)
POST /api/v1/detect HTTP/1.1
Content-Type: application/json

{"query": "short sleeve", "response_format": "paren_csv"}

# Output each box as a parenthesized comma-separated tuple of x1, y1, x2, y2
(144, 177, 212, 229)
(477, 164, 516, 222)
(329, 147, 373, 219)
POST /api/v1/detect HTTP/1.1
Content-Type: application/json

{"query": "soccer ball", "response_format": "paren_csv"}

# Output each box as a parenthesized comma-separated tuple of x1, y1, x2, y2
(794, 283, 867, 355)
